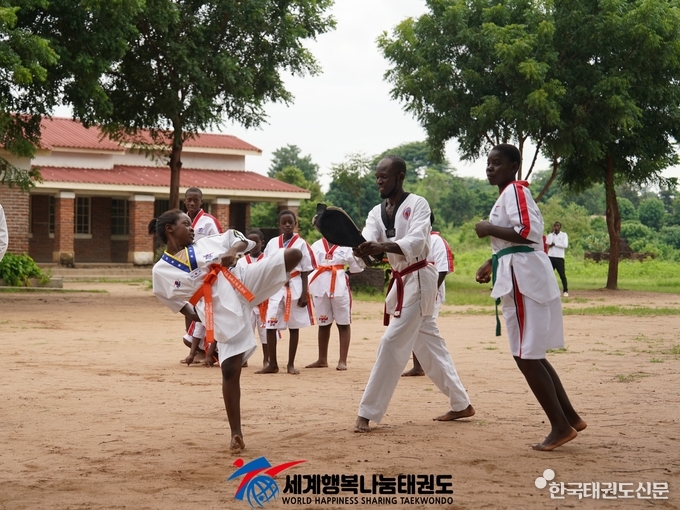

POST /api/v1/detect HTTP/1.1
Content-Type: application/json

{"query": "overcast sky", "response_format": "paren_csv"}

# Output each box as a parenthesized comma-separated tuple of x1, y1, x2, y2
(222, 0, 490, 188)
(55, 0, 679, 188)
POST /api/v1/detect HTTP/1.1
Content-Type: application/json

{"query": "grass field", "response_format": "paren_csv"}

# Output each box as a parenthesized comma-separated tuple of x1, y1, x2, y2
(353, 249, 680, 305)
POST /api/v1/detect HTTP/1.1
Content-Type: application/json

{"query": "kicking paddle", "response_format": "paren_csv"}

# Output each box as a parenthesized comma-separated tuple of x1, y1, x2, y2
(314, 204, 382, 265)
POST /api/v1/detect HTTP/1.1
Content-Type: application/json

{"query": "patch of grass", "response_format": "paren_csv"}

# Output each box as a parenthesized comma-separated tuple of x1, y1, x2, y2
(547, 347, 569, 354)
(563, 306, 680, 316)
(483, 346, 499, 350)
(666, 345, 680, 355)
(615, 372, 651, 383)
(650, 358, 663, 363)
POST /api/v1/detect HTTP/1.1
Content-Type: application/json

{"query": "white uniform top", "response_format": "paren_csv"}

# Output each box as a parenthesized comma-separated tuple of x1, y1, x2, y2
(309, 239, 364, 298)
(263, 234, 316, 300)
(489, 181, 560, 304)
(429, 232, 454, 305)
(546, 231, 568, 258)
(0, 203, 7, 262)
(152, 230, 255, 340)
(235, 252, 266, 313)
(191, 209, 222, 239)
(363, 193, 438, 316)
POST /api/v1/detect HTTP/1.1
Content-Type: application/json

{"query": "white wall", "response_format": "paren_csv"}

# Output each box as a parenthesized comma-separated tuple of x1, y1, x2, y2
(32, 152, 116, 169)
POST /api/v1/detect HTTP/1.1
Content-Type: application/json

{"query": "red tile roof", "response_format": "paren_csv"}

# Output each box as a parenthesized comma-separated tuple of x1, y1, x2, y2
(39, 117, 261, 153)
(35, 166, 307, 193)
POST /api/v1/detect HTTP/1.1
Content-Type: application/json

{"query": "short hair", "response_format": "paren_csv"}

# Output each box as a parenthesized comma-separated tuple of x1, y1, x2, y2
(491, 144, 522, 166)
(384, 155, 407, 176)
(554, 221, 562, 226)
(185, 187, 203, 198)
(277, 209, 297, 223)
(246, 229, 265, 242)
(147, 209, 185, 244)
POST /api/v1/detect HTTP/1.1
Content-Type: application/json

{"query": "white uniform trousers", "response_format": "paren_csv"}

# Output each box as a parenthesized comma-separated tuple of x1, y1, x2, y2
(358, 297, 471, 423)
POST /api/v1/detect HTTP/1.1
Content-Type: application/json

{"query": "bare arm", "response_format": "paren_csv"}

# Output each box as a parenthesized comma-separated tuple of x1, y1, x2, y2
(354, 241, 402, 257)
(180, 303, 200, 323)
(297, 271, 310, 307)
(437, 271, 447, 288)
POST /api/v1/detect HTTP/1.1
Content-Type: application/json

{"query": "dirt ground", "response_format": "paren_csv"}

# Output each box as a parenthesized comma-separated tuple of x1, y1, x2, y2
(1, 283, 679, 510)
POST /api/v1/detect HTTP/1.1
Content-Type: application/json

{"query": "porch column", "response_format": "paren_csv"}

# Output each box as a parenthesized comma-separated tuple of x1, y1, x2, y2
(52, 191, 75, 266)
(128, 195, 155, 265)
(213, 198, 231, 231)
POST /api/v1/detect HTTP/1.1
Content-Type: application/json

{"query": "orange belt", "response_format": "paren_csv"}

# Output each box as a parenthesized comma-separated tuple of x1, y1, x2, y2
(309, 264, 345, 297)
(189, 264, 255, 345)
(384, 259, 430, 326)
(284, 270, 301, 322)
(257, 300, 268, 328)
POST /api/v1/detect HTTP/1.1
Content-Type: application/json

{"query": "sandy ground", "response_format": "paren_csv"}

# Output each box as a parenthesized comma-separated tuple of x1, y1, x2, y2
(1, 283, 679, 510)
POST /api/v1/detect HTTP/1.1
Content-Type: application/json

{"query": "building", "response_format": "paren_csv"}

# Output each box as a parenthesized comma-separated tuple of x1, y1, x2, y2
(0, 118, 309, 265)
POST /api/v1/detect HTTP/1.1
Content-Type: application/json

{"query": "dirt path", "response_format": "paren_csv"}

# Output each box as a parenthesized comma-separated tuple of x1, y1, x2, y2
(0, 283, 678, 509)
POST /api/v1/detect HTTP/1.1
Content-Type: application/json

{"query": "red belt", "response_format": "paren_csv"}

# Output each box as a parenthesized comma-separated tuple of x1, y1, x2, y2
(189, 264, 255, 345)
(309, 264, 345, 297)
(384, 259, 430, 326)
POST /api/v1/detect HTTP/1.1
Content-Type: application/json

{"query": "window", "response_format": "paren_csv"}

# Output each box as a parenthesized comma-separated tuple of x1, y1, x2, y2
(111, 199, 129, 235)
(154, 199, 169, 218)
(48, 196, 55, 234)
(75, 197, 91, 234)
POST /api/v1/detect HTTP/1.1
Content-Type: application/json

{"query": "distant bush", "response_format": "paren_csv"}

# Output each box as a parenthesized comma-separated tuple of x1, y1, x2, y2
(0, 253, 51, 286)
(617, 197, 638, 222)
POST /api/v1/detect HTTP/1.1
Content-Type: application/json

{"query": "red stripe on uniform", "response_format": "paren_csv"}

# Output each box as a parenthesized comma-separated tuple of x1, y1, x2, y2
(511, 269, 525, 357)
(306, 242, 318, 270)
(513, 183, 532, 239)
(206, 213, 223, 234)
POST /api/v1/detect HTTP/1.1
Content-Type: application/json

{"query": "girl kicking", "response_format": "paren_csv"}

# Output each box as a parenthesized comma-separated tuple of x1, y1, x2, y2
(259, 209, 316, 375)
(474, 144, 586, 451)
(149, 209, 301, 449)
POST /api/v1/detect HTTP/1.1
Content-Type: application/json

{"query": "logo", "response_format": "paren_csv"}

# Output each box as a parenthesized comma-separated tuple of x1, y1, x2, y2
(403, 207, 412, 220)
(197, 227, 205, 234)
(267, 317, 278, 327)
(173, 280, 181, 289)
(318, 315, 329, 324)
(229, 457, 305, 509)
(535, 468, 670, 500)
(203, 252, 215, 261)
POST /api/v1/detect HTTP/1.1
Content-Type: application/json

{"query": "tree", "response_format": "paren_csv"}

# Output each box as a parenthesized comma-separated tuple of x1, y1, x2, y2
(67, 0, 333, 209)
(0, 1, 56, 190)
(378, 0, 564, 186)
(326, 153, 377, 227)
(268, 144, 319, 183)
(9, 0, 143, 189)
(617, 198, 638, 222)
(638, 198, 666, 231)
(373, 141, 449, 185)
(554, 0, 680, 288)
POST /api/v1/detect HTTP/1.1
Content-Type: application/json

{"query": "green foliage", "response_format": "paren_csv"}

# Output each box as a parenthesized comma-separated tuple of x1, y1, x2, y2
(638, 198, 666, 231)
(378, 0, 562, 167)
(250, 202, 278, 229)
(268, 145, 319, 183)
(617, 197, 638, 222)
(273, 166, 322, 242)
(661, 226, 680, 250)
(0, 253, 50, 286)
(620, 221, 654, 246)
(326, 154, 380, 227)
(373, 141, 450, 183)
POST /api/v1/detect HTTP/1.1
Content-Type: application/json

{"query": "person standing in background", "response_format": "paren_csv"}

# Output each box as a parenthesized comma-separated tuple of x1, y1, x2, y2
(546, 222, 569, 297)
(0, 203, 7, 262)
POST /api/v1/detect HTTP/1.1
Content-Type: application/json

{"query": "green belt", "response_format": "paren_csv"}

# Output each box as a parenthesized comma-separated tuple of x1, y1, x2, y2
(492, 245, 535, 336)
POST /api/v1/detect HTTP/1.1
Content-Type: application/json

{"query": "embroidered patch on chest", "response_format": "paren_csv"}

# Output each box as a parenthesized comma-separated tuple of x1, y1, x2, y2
(174, 280, 181, 289)
(203, 252, 215, 261)
(403, 207, 412, 220)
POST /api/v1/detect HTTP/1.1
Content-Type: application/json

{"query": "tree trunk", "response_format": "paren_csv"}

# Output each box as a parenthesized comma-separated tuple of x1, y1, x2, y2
(604, 153, 620, 290)
(168, 130, 183, 210)
(535, 154, 559, 202)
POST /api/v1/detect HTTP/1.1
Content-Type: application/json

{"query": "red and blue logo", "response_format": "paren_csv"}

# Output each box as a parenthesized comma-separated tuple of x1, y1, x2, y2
(229, 457, 305, 509)
(403, 207, 412, 220)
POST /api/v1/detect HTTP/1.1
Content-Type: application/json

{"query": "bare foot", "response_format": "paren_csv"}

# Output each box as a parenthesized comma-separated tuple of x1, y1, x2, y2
(402, 367, 425, 377)
(256, 364, 279, 374)
(571, 419, 587, 432)
(336, 362, 347, 371)
(230, 434, 245, 451)
(533, 427, 578, 451)
(433, 405, 475, 421)
(287, 365, 300, 375)
(354, 416, 371, 433)
(305, 360, 329, 368)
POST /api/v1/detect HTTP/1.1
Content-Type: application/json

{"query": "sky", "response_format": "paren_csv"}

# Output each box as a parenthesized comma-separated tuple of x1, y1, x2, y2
(221, 0, 490, 188)
(54, 0, 679, 189)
